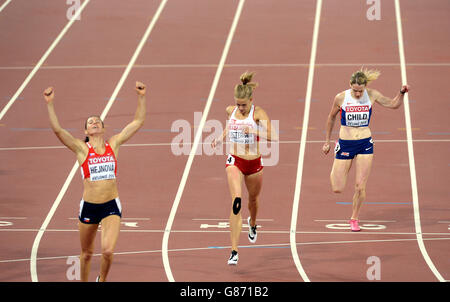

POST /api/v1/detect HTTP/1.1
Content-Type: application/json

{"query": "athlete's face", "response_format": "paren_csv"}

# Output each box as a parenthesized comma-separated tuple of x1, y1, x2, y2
(85, 116, 105, 135)
(350, 84, 365, 99)
(235, 98, 252, 115)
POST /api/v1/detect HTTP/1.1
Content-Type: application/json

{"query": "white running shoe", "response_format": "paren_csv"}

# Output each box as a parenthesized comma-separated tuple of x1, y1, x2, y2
(247, 217, 257, 243)
(227, 250, 238, 265)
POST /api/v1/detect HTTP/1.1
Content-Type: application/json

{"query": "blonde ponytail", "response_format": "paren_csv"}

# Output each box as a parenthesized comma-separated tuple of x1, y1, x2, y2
(350, 67, 380, 85)
(234, 71, 258, 99)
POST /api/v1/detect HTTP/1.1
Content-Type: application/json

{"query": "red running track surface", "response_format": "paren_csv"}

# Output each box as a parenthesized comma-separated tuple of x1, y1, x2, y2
(0, 0, 448, 285)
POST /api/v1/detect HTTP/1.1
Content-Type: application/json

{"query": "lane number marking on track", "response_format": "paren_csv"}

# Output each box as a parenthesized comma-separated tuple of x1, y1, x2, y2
(121, 222, 139, 228)
(69, 217, 148, 229)
(0, 221, 13, 227)
(0, 217, 27, 227)
(325, 223, 386, 230)
(200, 222, 262, 229)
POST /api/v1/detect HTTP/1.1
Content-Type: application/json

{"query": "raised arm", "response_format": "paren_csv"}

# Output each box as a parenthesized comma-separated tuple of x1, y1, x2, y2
(44, 87, 86, 157)
(322, 92, 343, 155)
(370, 85, 410, 109)
(109, 82, 147, 149)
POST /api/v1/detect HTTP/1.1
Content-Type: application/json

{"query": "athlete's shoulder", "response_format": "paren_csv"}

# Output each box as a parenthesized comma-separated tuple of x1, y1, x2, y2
(334, 91, 346, 105)
(366, 87, 381, 96)
(335, 90, 346, 99)
(254, 105, 266, 114)
(365, 87, 381, 102)
(226, 105, 235, 117)
(254, 105, 269, 120)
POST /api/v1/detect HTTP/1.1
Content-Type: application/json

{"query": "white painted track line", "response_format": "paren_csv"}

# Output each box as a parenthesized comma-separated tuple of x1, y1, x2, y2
(29, 0, 169, 282)
(0, 0, 12, 14)
(7, 236, 450, 265)
(1, 62, 449, 70)
(161, 0, 246, 282)
(1, 139, 449, 152)
(394, 0, 445, 282)
(290, 0, 322, 283)
(0, 0, 91, 121)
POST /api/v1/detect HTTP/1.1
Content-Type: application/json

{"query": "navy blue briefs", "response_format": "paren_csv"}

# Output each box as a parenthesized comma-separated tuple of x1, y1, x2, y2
(334, 137, 374, 160)
(78, 198, 122, 224)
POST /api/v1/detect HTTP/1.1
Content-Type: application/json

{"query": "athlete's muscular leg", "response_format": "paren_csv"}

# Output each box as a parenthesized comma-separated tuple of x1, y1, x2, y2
(99, 215, 121, 282)
(244, 169, 263, 227)
(351, 154, 373, 220)
(79, 222, 98, 282)
(330, 158, 353, 193)
(226, 165, 243, 252)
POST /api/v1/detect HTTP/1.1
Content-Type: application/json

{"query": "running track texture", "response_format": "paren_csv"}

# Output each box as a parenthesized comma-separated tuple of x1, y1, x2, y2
(0, 0, 449, 283)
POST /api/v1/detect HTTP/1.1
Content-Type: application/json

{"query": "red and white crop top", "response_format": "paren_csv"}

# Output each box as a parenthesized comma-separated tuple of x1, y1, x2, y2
(80, 142, 117, 181)
(228, 105, 259, 145)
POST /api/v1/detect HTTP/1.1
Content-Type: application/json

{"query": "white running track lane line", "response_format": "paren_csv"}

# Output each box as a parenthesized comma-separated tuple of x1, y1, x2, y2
(1, 139, 449, 152)
(29, 0, 168, 282)
(290, 0, 322, 283)
(394, 0, 445, 282)
(161, 0, 246, 282)
(0, 0, 12, 13)
(0, 0, 91, 121)
(6, 228, 450, 236)
(2, 62, 450, 70)
(6, 237, 450, 265)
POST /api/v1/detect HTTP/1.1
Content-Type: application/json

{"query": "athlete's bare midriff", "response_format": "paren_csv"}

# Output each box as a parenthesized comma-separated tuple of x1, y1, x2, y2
(339, 125, 372, 140)
(82, 179, 118, 203)
(229, 143, 261, 160)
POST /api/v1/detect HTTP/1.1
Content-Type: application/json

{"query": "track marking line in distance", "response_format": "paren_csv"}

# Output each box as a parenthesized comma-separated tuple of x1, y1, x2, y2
(289, 0, 322, 283)
(161, 0, 246, 282)
(0, 0, 12, 14)
(394, 0, 445, 282)
(0, 0, 91, 120)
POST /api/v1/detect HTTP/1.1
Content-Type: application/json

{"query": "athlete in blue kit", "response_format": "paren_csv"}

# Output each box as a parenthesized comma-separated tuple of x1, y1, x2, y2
(322, 68, 410, 231)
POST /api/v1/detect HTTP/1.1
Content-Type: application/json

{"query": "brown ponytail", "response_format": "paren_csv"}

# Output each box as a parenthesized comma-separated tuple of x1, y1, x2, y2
(234, 71, 258, 99)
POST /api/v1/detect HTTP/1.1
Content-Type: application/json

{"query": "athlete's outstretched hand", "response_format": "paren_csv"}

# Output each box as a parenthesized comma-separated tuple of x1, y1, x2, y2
(43, 87, 55, 104)
(135, 81, 146, 96)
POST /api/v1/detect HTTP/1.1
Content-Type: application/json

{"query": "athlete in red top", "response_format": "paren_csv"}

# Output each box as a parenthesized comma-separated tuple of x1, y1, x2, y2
(44, 82, 146, 281)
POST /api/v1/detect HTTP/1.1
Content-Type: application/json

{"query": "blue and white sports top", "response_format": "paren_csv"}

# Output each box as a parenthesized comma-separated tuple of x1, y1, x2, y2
(340, 89, 372, 127)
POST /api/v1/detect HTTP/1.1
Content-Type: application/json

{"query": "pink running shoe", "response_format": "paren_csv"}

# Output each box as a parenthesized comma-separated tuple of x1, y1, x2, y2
(349, 219, 361, 232)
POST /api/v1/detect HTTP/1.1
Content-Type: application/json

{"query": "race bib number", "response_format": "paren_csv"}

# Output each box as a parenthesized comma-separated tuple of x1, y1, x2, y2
(226, 154, 235, 165)
(345, 105, 370, 127)
(334, 141, 340, 154)
(229, 130, 254, 144)
(88, 161, 116, 181)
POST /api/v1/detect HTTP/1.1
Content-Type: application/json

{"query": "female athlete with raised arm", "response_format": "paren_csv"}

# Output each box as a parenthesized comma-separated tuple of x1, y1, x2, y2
(44, 82, 146, 281)
(323, 69, 409, 231)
